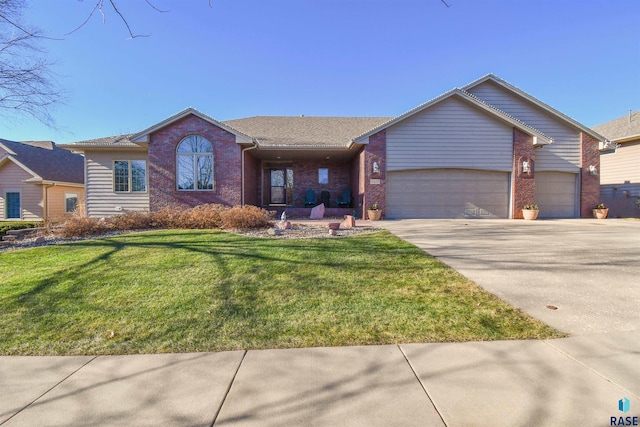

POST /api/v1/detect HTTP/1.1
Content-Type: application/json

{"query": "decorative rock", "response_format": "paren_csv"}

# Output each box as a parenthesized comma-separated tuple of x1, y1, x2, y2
(341, 215, 355, 228)
(276, 221, 292, 230)
(310, 203, 325, 220)
(328, 229, 337, 236)
(34, 236, 47, 244)
(267, 228, 282, 236)
(327, 222, 340, 230)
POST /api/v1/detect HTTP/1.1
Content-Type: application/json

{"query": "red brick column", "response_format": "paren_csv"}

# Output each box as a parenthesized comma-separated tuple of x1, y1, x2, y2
(512, 128, 536, 219)
(363, 130, 386, 219)
(580, 132, 601, 218)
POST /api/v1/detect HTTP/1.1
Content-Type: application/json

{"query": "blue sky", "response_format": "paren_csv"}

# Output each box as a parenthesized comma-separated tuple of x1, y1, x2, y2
(2, 0, 639, 144)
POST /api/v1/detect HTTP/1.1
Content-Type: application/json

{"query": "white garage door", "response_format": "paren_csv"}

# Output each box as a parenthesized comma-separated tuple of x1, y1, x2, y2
(535, 172, 577, 218)
(387, 169, 510, 219)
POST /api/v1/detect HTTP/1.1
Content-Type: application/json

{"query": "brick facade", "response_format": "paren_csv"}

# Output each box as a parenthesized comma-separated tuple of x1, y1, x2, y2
(512, 128, 536, 219)
(148, 114, 242, 211)
(361, 130, 386, 219)
(258, 159, 351, 208)
(579, 132, 601, 218)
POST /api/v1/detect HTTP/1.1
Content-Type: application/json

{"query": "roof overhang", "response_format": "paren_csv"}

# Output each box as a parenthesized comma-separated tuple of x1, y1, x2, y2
(463, 74, 607, 143)
(352, 88, 553, 146)
(250, 144, 360, 161)
(60, 143, 147, 153)
(130, 107, 254, 145)
(23, 178, 84, 187)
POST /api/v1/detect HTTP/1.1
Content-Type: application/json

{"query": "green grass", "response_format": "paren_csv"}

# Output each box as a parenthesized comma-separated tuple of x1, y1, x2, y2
(0, 230, 563, 355)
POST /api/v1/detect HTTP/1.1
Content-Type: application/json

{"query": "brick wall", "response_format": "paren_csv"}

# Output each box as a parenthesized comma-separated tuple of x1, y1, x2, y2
(362, 130, 386, 219)
(148, 114, 242, 211)
(512, 128, 536, 219)
(580, 132, 601, 218)
(243, 149, 259, 206)
(258, 159, 351, 208)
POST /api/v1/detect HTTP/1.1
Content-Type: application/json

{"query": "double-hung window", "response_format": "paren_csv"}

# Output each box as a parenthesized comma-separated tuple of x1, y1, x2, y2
(177, 135, 214, 190)
(65, 193, 79, 214)
(113, 160, 147, 192)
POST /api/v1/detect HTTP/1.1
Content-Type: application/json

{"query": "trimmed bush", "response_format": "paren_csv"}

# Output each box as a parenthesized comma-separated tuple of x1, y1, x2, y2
(0, 221, 42, 236)
(180, 204, 226, 229)
(58, 217, 110, 238)
(59, 204, 273, 237)
(110, 211, 154, 231)
(221, 205, 273, 230)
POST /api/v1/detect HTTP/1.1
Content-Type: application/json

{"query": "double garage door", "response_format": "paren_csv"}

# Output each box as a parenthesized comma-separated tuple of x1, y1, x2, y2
(386, 169, 577, 219)
(387, 169, 510, 219)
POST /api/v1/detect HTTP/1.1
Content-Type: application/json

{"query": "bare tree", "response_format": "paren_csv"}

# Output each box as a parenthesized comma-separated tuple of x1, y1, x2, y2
(0, 0, 61, 127)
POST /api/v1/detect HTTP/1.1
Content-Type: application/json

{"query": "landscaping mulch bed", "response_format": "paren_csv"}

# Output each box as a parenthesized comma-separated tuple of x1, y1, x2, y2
(0, 223, 380, 252)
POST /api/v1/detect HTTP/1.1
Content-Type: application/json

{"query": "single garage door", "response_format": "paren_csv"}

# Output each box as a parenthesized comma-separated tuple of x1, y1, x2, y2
(535, 171, 577, 218)
(387, 169, 510, 219)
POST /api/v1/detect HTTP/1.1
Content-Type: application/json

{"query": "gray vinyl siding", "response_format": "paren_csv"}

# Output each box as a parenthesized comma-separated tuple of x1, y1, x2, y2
(600, 140, 640, 185)
(468, 81, 581, 172)
(85, 150, 149, 218)
(600, 140, 640, 218)
(386, 97, 514, 172)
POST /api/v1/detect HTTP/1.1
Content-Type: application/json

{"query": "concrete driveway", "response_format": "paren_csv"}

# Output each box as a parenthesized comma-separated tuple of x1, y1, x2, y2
(379, 219, 640, 335)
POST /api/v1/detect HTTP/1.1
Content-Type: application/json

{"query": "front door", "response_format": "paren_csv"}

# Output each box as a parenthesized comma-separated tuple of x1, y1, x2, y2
(270, 169, 286, 204)
(268, 168, 294, 205)
(5, 192, 21, 219)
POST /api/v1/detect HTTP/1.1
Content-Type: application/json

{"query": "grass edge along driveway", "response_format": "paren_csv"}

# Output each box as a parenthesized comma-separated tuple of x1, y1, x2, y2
(0, 230, 563, 355)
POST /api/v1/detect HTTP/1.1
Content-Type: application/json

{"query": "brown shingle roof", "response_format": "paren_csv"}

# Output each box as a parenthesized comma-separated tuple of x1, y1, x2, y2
(0, 138, 84, 184)
(223, 116, 391, 147)
(592, 110, 640, 142)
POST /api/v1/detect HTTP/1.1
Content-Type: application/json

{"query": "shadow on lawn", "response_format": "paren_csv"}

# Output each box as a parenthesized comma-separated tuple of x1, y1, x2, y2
(1, 230, 425, 354)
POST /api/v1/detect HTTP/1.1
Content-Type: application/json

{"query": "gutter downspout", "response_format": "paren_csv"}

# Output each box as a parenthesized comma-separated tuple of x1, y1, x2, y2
(241, 140, 258, 206)
(43, 182, 56, 222)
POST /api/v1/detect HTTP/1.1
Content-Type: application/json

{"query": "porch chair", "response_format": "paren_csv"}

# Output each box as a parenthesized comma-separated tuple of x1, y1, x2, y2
(304, 189, 317, 207)
(320, 190, 330, 207)
(336, 188, 352, 208)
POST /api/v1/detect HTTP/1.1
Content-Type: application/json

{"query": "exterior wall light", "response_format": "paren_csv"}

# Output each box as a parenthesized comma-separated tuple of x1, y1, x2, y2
(589, 165, 598, 176)
(372, 160, 380, 175)
(522, 161, 531, 173)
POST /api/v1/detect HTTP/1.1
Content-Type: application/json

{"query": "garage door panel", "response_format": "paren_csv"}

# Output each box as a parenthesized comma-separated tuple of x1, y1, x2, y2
(535, 172, 577, 218)
(387, 169, 510, 219)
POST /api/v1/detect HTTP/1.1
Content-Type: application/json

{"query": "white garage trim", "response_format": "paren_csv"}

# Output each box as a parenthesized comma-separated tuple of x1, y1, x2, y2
(387, 169, 511, 219)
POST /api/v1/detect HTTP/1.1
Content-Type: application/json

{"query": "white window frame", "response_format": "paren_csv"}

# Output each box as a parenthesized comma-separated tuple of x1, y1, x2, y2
(113, 160, 147, 193)
(65, 192, 79, 214)
(176, 135, 215, 191)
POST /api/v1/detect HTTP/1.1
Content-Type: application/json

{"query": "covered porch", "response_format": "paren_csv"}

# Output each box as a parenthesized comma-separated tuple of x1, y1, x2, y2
(244, 147, 364, 218)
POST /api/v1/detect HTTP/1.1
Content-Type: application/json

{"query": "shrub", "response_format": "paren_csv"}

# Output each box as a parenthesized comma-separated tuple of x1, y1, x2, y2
(0, 221, 42, 236)
(57, 204, 273, 237)
(180, 204, 225, 229)
(58, 217, 110, 238)
(150, 207, 187, 229)
(221, 205, 273, 230)
(110, 211, 154, 231)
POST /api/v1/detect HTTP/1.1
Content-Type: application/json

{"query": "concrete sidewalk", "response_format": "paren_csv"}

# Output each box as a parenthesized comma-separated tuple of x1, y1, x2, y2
(2, 333, 639, 426)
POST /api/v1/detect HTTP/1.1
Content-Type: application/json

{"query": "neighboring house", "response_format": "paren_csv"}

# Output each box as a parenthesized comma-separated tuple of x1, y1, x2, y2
(592, 110, 640, 218)
(0, 139, 85, 221)
(66, 74, 605, 220)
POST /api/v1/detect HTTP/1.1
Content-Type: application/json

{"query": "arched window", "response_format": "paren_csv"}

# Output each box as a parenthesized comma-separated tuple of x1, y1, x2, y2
(176, 135, 214, 190)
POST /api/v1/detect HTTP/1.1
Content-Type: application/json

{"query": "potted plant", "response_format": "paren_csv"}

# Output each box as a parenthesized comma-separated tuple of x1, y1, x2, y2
(522, 204, 539, 220)
(593, 203, 609, 219)
(367, 203, 382, 221)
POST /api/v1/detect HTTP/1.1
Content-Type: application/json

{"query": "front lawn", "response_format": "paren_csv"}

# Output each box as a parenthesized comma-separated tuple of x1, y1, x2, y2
(0, 230, 562, 355)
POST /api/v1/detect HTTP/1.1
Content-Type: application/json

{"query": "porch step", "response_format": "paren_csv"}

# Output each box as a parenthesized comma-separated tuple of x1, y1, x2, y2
(0, 240, 14, 247)
(2, 235, 19, 242)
